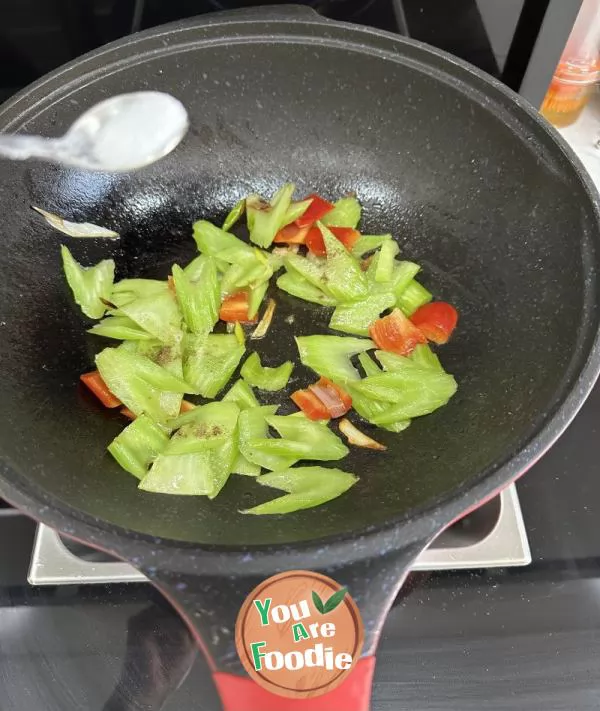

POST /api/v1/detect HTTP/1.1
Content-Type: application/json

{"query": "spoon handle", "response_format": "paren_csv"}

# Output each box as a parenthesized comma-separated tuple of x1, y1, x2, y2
(0, 134, 65, 163)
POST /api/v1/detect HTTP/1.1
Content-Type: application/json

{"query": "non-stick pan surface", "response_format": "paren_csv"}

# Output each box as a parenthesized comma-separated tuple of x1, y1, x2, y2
(0, 7, 599, 705)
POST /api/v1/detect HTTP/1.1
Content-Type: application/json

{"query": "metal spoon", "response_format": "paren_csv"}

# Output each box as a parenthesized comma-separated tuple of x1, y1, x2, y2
(0, 92, 189, 172)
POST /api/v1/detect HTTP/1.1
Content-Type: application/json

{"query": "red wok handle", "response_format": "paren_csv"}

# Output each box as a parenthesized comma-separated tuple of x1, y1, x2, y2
(213, 657, 376, 711)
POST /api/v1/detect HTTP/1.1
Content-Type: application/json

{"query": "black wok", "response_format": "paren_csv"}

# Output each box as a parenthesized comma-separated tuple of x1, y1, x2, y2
(0, 7, 599, 709)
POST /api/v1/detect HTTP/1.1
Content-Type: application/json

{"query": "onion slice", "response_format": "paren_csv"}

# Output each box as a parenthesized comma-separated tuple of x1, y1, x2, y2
(309, 384, 348, 418)
(339, 418, 387, 451)
(32, 206, 119, 239)
(251, 298, 276, 340)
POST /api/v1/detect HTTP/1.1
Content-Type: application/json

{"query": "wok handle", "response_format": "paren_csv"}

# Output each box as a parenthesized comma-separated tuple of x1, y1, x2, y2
(213, 656, 376, 711)
(148, 541, 427, 709)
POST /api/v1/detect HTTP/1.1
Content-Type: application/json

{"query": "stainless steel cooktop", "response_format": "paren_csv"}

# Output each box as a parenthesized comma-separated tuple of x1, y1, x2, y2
(27, 484, 530, 585)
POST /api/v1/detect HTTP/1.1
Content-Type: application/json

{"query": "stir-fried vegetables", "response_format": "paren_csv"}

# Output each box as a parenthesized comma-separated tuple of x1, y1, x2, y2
(63, 186, 459, 516)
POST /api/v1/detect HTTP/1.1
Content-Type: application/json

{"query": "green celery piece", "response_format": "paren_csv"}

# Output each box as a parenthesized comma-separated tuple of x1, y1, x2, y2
(354, 371, 457, 421)
(140, 425, 237, 498)
(96, 347, 189, 423)
(111, 279, 168, 308)
(283, 253, 332, 294)
(193, 219, 254, 261)
(282, 198, 312, 226)
(98, 346, 191, 392)
(263, 415, 348, 461)
(390, 262, 421, 298)
(357, 352, 382, 377)
(372, 239, 400, 283)
(232, 452, 261, 477)
(248, 281, 269, 319)
(241, 466, 358, 515)
(108, 415, 170, 479)
(222, 198, 245, 231)
(88, 315, 155, 341)
(184, 333, 245, 398)
(345, 382, 410, 433)
(295, 335, 373, 384)
(223, 379, 260, 409)
(248, 183, 295, 248)
(165, 401, 239, 454)
(129, 340, 185, 419)
(238, 406, 298, 471)
(117, 291, 182, 345)
(410, 344, 443, 371)
(351, 234, 392, 258)
(329, 292, 395, 336)
(321, 196, 362, 228)
(267, 251, 285, 274)
(276, 272, 336, 307)
(61, 245, 115, 319)
(320, 223, 368, 303)
(172, 258, 219, 335)
(240, 352, 294, 392)
(396, 279, 432, 316)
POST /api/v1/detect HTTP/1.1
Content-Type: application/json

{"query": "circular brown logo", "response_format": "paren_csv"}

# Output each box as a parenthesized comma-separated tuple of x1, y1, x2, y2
(235, 570, 364, 699)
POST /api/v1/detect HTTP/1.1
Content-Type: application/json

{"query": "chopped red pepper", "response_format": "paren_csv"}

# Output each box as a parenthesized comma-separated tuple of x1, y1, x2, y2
(80, 371, 122, 408)
(120, 407, 136, 420)
(273, 223, 309, 244)
(219, 291, 257, 323)
(370, 308, 427, 357)
(410, 302, 458, 344)
(291, 389, 330, 420)
(295, 194, 335, 228)
(180, 400, 196, 413)
(309, 376, 352, 418)
(305, 226, 360, 257)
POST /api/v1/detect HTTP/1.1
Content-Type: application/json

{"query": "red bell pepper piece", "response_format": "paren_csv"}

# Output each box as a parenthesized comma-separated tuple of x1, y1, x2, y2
(410, 302, 458, 344)
(291, 389, 330, 420)
(295, 194, 335, 228)
(219, 291, 257, 323)
(369, 308, 427, 357)
(80, 371, 122, 408)
(273, 224, 309, 244)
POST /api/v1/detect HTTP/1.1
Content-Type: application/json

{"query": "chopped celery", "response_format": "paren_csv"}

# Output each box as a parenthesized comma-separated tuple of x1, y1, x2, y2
(371, 239, 400, 283)
(241, 466, 358, 515)
(238, 406, 298, 471)
(172, 258, 219, 335)
(248, 281, 269, 319)
(358, 352, 382, 377)
(396, 279, 432, 316)
(223, 379, 259, 409)
(351, 234, 392, 258)
(345, 382, 411, 433)
(240, 352, 294, 391)
(130, 340, 185, 419)
(117, 292, 182, 345)
(320, 223, 368, 303)
(108, 415, 169, 479)
(232, 452, 261, 477)
(321, 196, 361, 228)
(96, 347, 190, 422)
(282, 198, 312, 226)
(88, 315, 155, 341)
(183, 333, 245, 398)
(248, 183, 295, 248)
(184, 255, 209, 282)
(166, 402, 239, 454)
(353, 370, 457, 421)
(374, 350, 432, 374)
(140, 418, 237, 498)
(222, 198, 245, 231)
(276, 272, 336, 307)
(61, 245, 115, 319)
(234, 321, 245, 346)
(329, 292, 395, 336)
(390, 262, 421, 298)
(283, 253, 331, 294)
(192, 219, 254, 261)
(111, 279, 168, 308)
(410, 344, 443, 371)
(295, 335, 374, 383)
(263, 415, 349, 461)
